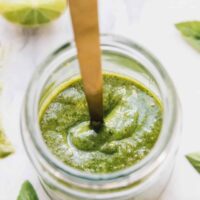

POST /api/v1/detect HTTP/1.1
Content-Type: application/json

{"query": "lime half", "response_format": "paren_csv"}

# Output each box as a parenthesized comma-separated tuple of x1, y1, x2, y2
(0, 0, 67, 27)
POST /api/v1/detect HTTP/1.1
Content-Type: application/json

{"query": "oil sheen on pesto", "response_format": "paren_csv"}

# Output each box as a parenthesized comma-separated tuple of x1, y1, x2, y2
(40, 74, 162, 173)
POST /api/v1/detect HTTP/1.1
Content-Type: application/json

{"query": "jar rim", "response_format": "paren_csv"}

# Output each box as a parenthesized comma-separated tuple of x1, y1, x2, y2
(22, 34, 179, 182)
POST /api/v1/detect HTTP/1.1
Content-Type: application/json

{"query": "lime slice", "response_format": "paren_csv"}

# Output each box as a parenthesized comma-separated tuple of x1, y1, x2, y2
(0, 0, 67, 27)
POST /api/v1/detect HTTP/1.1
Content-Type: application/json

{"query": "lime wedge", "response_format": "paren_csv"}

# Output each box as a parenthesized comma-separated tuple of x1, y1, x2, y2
(0, 0, 67, 27)
(0, 128, 14, 158)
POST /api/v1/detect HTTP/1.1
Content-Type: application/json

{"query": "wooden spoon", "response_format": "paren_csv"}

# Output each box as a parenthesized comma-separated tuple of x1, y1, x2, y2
(69, 0, 103, 125)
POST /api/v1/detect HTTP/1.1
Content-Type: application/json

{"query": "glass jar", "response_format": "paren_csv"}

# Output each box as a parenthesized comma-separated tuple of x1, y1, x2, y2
(21, 34, 181, 200)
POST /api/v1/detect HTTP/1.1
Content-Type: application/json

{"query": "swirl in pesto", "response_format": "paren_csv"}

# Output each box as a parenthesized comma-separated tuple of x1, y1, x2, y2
(40, 74, 162, 173)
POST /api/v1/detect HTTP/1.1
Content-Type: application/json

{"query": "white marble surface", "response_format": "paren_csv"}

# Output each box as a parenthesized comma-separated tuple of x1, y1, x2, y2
(0, 0, 200, 199)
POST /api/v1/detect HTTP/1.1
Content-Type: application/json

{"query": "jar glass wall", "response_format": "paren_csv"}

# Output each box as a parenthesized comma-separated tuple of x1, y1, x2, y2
(21, 34, 181, 200)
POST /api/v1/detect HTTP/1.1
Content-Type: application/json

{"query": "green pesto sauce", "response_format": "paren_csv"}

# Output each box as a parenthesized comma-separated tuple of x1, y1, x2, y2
(40, 74, 162, 173)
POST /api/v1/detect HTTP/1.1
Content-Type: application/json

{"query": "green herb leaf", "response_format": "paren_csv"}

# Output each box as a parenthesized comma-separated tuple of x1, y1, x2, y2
(186, 152, 200, 173)
(175, 21, 200, 51)
(0, 128, 14, 158)
(17, 181, 39, 200)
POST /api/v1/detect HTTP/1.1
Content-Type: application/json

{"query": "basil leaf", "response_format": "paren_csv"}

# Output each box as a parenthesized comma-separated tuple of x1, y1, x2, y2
(175, 21, 200, 51)
(17, 181, 39, 200)
(0, 128, 14, 158)
(186, 152, 200, 173)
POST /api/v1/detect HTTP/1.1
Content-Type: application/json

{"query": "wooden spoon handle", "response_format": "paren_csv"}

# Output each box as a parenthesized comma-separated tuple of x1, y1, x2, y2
(69, 0, 103, 123)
